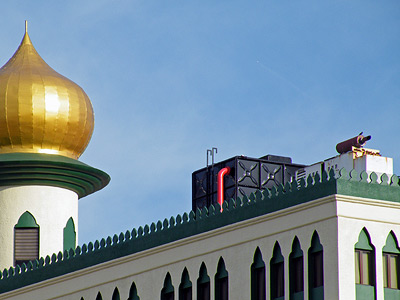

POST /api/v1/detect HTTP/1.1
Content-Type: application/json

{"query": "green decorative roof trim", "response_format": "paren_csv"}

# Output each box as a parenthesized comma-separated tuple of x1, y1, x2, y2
(0, 153, 110, 198)
(0, 169, 399, 294)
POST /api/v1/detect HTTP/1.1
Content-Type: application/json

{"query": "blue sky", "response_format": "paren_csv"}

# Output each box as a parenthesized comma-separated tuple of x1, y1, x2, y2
(1, 1, 399, 244)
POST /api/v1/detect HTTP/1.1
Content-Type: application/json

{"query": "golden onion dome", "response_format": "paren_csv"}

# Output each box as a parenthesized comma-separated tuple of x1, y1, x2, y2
(0, 22, 94, 159)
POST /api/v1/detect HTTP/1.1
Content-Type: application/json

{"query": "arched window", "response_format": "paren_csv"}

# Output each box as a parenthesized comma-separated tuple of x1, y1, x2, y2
(251, 247, 266, 300)
(270, 242, 284, 300)
(161, 272, 174, 300)
(308, 232, 324, 300)
(289, 237, 304, 300)
(179, 267, 192, 300)
(128, 282, 140, 300)
(63, 217, 76, 252)
(355, 228, 375, 300)
(383, 231, 400, 299)
(14, 211, 39, 266)
(215, 257, 228, 300)
(112, 287, 120, 300)
(197, 262, 210, 300)
(95, 292, 103, 300)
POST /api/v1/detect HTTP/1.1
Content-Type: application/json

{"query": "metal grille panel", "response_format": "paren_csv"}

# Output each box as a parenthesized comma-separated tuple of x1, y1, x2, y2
(15, 228, 39, 262)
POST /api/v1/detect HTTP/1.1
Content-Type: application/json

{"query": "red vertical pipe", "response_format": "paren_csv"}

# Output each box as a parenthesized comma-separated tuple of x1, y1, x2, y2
(218, 167, 231, 212)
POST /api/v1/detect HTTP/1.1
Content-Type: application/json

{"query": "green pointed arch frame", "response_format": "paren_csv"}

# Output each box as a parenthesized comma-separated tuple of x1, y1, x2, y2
(63, 217, 76, 252)
(15, 211, 39, 228)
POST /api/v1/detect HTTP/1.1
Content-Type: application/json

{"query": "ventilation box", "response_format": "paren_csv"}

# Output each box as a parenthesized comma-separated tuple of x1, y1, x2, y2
(192, 155, 305, 211)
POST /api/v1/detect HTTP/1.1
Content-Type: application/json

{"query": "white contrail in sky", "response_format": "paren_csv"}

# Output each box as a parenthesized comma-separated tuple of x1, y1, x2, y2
(256, 60, 310, 100)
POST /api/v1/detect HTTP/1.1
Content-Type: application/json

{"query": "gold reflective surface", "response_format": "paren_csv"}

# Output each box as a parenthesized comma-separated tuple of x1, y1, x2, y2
(0, 26, 94, 159)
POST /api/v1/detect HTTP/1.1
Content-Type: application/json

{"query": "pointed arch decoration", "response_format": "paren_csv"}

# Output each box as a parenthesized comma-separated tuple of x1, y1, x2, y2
(383, 231, 400, 254)
(161, 272, 174, 300)
(63, 217, 76, 252)
(215, 257, 228, 300)
(128, 282, 140, 300)
(383, 231, 400, 299)
(308, 231, 324, 300)
(251, 247, 266, 300)
(197, 262, 210, 300)
(14, 211, 39, 266)
(15, 211, 39, 228)
(355, 228, 376, 300)
(179, 267, 192, 300)
(95, 292, 103, 300)
(112, 287, 120, 300)
(289, 236, 304, 299)
(270, 242, 284, 300)
(355, 228, 374, 251)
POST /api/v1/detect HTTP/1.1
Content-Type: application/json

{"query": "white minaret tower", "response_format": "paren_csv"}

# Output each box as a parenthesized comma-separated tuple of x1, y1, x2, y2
(0, 22, 109, 270)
